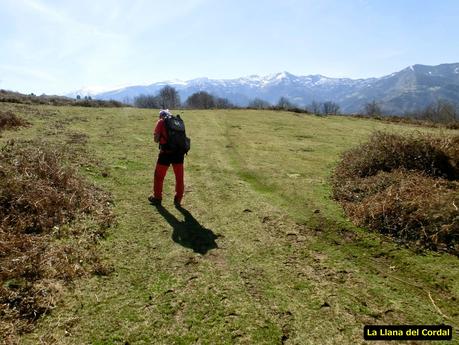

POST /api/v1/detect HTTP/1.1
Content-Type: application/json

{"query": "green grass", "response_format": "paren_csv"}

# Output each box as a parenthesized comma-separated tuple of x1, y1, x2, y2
(1, 104, 458, 344)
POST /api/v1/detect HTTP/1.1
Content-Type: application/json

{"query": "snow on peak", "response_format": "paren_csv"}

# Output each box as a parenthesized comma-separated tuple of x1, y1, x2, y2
(239, 74, 264, 83)
(232, 72, 296, 87)
(160, 79, 187, 85)
(275, 71, 290, 80)
(65, 85, 116, 97)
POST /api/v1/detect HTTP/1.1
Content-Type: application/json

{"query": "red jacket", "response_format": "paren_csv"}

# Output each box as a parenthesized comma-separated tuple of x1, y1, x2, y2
(154, 118, 168, 146)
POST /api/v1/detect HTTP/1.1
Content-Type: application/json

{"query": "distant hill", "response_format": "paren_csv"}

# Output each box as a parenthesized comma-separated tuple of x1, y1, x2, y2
(69, 63, 459, 114)
(0, 89, 125, 108)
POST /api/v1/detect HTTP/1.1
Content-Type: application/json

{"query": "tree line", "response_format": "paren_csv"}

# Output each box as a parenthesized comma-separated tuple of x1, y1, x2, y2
(133, 86, 458, 124)
(134, 86, 235, 109)
(248, 97, 340, 115)
(362, 99, 458, 124)
(134, 85, 342, 114)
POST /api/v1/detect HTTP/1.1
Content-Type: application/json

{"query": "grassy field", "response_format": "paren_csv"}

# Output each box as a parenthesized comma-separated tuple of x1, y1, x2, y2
(1, 103, 458, 344)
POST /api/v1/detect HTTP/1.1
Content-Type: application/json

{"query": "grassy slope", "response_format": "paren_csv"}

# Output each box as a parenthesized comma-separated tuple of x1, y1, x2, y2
(1, 104, 458, 344)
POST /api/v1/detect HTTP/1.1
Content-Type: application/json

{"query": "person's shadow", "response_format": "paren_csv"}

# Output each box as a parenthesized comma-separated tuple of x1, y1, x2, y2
(154, 204, 220, 254)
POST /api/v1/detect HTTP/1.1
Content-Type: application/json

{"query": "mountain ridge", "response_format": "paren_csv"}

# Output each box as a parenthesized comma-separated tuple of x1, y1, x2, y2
(68, 63, 459, 114)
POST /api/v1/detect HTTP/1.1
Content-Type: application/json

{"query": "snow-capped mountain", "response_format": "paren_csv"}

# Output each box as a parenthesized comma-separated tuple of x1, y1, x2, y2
(66, 84, 134, 98)
(69, 63, 459, 114)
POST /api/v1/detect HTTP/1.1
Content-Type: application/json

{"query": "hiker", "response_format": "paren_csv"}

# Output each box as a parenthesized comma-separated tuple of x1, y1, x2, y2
(149, 109, 189, 206)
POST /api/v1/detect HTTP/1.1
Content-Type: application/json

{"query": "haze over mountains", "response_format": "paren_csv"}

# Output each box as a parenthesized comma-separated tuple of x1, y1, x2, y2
(68, 63, 459, 114)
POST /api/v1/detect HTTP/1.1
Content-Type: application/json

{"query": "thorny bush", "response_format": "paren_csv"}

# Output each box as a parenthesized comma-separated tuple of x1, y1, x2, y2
(0, 111, 29, 131)
(333, 132, 459, 255)
(0, 140, 114, 343)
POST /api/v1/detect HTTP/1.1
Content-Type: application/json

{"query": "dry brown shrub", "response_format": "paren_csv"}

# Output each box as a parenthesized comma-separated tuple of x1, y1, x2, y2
(335, 131, 458, 180)
(0, 140, 114, 341)
(333, 132, 459, 255)
(0, 111, 29, 131)
(352, 114, 459, 130)
(0, 142, 112, 234)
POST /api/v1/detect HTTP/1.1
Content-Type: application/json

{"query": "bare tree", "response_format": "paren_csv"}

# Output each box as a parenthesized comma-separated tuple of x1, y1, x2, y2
(158, 86, 181, 109)
(186, 91, 216, 109)
(420, 99, 457, 123)
(277, 96, 294, 110)
(364, 100, 382, 117)
(215, 97, 234, 109)
(308, 100, 322, 114)
(248, 98, 271, 109)
(134, 94, 160, 108)
(322, 101, 340, 115)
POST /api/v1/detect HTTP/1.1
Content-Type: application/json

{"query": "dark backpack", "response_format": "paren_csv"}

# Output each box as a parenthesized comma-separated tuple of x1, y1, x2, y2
(161, 114, 191, 154)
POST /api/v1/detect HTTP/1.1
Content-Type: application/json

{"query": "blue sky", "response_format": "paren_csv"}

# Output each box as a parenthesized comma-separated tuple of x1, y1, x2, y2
(1, 0, 458, 95)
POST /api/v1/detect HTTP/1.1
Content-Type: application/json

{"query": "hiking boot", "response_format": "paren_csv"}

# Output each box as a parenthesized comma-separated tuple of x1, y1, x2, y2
(148, 195, 162, 205)
(173, 196, 182, 208)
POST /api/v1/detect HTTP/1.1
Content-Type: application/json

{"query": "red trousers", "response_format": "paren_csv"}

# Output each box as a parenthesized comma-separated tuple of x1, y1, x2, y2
(153, 163, 184, 202)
